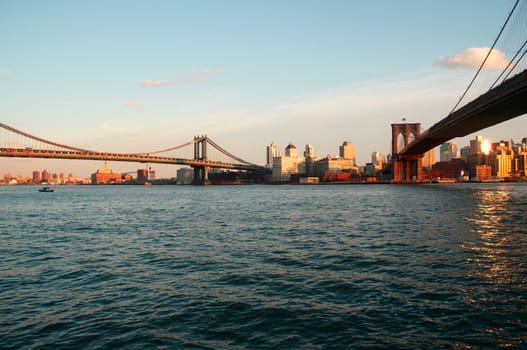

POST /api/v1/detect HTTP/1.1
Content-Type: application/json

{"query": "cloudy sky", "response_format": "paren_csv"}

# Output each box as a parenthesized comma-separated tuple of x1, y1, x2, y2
(1, 0, 525, 178)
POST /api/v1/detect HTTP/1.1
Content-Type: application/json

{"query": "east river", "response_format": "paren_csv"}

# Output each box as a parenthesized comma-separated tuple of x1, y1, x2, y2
(1, 183, 526, 349)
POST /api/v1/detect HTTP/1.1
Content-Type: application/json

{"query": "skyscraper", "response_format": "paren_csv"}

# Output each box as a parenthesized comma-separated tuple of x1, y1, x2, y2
(470, 136, 483, 155)
(266, 142, 281, 168)
(339, 141, 356, 165)
(371, 151, 384, 169)
(304, 144, 314, 158)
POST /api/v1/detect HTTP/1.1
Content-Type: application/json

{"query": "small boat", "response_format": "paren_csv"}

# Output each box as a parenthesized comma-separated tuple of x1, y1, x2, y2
(38, 186, 54, 192)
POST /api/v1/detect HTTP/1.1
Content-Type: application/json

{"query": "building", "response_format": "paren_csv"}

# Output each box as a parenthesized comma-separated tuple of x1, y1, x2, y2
(470, 135, 484, 155)
(41, 169, 50, 183)
(315, 156, 358, 177)
(476, 165, 492, 181)
(304, 144, 314, 158)
(137, 167, 155, 183)
(176, 167, 194, 184)
(91, 167, 123, 184)
(266, 142, 281, 168)
(440, 142, 459, 162)
(339, 141, 356, 165)
(422, 149, 435, 169)
(32, 171, 41, 184)
(371, 151, 384, 170)
(493, 148, 514, 178)
(271, 143, 305, 183)
(431, 159, 465, 179)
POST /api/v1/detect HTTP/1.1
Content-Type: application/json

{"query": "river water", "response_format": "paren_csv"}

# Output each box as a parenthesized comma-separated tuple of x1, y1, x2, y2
(1, 183, 526, 349)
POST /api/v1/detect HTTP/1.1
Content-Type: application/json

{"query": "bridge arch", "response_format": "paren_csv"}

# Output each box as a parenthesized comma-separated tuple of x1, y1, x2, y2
(391, 123, 423, 183)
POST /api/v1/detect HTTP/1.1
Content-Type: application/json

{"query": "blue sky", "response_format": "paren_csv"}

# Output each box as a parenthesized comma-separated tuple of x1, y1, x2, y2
(1, 0, 525, 177)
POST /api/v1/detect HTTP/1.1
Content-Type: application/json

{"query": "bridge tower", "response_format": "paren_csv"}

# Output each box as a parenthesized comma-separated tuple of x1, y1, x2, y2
(391, 123, 423, 183)
(192, 135, 211, 185)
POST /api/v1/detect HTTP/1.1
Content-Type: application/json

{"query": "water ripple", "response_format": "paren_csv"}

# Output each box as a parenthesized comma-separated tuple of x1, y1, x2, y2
(1, 184, 526, 349)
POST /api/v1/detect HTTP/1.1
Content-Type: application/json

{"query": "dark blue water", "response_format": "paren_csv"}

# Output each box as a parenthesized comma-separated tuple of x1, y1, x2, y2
(1, 183, 526, 349)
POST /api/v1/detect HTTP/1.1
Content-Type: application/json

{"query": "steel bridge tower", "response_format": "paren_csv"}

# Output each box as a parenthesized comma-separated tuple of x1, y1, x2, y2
(192, 136, 211, 185)
(391, 123, 423, 183)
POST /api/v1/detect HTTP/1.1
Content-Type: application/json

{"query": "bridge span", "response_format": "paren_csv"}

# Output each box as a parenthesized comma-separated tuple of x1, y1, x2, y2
(401, 69, 527, 156)
(0, 122, 267, 184)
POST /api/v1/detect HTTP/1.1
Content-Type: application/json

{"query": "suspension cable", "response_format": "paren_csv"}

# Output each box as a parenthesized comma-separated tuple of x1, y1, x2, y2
(0, 122, 96, 152)
(206, 138, 258, 165)
(447, 0, 520, 115)
(489, 37, 527, 89)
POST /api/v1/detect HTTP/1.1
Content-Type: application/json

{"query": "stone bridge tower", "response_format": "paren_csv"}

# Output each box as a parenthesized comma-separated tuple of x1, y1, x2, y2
(391, 123, 423, 183)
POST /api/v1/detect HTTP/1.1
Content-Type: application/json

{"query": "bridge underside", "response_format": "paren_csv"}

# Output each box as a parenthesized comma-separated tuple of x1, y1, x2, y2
(402, 69, 527, 156)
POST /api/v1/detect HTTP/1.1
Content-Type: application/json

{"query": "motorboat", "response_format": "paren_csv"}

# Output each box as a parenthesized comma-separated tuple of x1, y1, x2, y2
(38, 186, 54, 192)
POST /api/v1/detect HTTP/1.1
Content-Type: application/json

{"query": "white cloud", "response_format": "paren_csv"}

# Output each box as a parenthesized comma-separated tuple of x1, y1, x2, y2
(436, 47, 509, 70)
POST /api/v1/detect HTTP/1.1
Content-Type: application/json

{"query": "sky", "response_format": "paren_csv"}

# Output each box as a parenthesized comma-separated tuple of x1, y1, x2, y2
(1, 0, 526, 178)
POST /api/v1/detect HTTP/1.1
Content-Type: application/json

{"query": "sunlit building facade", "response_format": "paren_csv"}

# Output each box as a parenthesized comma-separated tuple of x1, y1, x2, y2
(339, 141, 356, 166)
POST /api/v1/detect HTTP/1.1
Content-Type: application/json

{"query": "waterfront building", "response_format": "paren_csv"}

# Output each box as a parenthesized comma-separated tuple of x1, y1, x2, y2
(514, 151, 527, 177)
(176, 167, 194, 184)
(271, 143, 305, 183)
(493, 148, 514, 178)
(315, 156, 358, 176)
(339, 141, 356, 166)
(41, 169, 50, 183)
(91, 167, 122, 184)
(32, 171, 41, 184)
(431, 159, 465, 179)
(266, 142, 281, 168)
(476, 165, 492, 181)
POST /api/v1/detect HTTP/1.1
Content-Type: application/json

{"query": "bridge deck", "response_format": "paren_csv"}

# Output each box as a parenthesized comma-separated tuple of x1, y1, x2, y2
(0, 147, 265, 172)
(401, 69, 527, 155)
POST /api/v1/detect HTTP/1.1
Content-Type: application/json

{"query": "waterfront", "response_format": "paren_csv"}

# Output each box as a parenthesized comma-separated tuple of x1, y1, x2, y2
(1, 183, 526, 349)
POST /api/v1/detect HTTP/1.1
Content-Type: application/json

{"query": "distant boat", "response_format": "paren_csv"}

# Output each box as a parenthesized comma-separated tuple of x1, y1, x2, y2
(144, 181, 152, 186)
(38, 186, 54, 192)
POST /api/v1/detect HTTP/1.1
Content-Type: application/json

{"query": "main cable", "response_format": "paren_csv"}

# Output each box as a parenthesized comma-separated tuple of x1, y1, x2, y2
(447, 0, 520, 115)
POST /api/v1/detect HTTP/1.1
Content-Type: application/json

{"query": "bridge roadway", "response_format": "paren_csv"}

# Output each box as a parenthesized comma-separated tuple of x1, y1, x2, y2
(401, 68, 527, 155)
(0, 147, 265, 172)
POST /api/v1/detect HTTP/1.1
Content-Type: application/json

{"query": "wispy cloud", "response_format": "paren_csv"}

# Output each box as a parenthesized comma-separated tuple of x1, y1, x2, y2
(436, 47, 509, 70)
(140, 67, 223, 87)
(126, 100, 140, 108)
(141, 80, 173, 87)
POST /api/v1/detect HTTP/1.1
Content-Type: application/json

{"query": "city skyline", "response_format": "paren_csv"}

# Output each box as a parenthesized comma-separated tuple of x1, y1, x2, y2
(2, 132, 525, 181)
(1, 0, 526, 178)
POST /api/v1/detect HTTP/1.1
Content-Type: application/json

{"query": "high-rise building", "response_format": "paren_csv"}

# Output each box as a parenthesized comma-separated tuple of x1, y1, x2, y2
(285, 143, 297, 157)
(304, 144, 314, 158)
(271, 143, 304, 183)
(423, 149, 435, 169)
(266, 142, 281, 168)
(32, 171, 41, 183)
(470, 135, 483, 155)
(339, 141, 356, 165)
(41, 169, 50, 183)
(371, 151, 384, 170)
(440, 142, 459, 162)
(460, 146, 471, 160)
